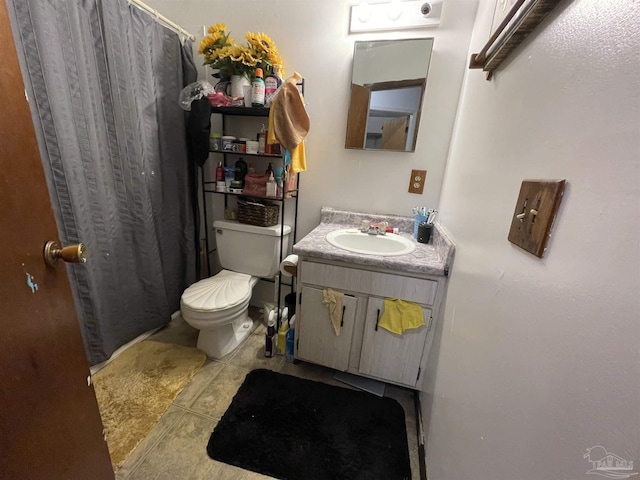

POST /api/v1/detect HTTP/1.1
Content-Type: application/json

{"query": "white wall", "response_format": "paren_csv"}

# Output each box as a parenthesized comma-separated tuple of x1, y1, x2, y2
(422, 1, 640, 479)
(143, 0, 478, 239)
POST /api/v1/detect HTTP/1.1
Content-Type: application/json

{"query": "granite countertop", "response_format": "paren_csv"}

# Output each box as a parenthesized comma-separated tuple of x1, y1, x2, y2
(292, 207, 455, 277)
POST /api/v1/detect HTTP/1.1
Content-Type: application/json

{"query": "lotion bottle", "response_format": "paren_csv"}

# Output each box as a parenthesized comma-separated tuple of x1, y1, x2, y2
(264, 68, 281, 107)
(266, 172, 277, 197)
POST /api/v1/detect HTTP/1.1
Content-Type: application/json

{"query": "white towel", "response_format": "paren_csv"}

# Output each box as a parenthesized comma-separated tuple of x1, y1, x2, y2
(279, 254, 298, 277)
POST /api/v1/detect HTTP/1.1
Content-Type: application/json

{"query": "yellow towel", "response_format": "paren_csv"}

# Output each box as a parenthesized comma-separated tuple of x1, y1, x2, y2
(322, 288, 344, 336)
(268, 107, 307, 173)
(291, 141, 306, 173)
(378, 298, 424, 335)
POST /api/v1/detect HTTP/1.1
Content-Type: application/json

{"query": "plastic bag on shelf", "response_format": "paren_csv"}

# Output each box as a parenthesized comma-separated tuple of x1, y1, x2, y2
(179, 81, 215, 111)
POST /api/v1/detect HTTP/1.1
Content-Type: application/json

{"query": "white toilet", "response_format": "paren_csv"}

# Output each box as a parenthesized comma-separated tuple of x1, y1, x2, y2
(180, 220, 291, 358)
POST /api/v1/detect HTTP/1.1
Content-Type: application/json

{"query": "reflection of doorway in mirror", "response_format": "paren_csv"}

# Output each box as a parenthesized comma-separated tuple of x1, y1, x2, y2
(346, 84, 371, 149)
(491, 0, 518, 33)
(366, 84, 421, 150)
(381, 117, 408, 151)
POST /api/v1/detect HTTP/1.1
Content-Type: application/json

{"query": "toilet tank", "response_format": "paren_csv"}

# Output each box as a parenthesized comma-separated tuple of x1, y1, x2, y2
(214, 220, 291, 278)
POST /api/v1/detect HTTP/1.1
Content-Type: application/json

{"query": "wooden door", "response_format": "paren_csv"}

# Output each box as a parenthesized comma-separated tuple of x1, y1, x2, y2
(0, 2, 114, 478)
(359, 297, 431, 387)
(345, 83, 370, 149)
(381, 116, 408, 150)
(297, 286, 357, 371)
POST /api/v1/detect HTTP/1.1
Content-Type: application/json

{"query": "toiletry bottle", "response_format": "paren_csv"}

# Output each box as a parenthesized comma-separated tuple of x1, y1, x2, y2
(264, 69, 281, 107)
(234, 159, 247, 187)
(265, 314, 276, 357)
(257, 124, 266, 154)
(285, 314, 295, 363)
(264, 131, 271, 154)
(276, 307, 289, 356)
(266, 163, 273, 176)
(248, 162, 255, 174)
(266, 172, 277, 197)
(209, 132, 221, 151)
(264, 76, 277, 107)
(251, 67, 265, 107)
(215, 161, 224, 182)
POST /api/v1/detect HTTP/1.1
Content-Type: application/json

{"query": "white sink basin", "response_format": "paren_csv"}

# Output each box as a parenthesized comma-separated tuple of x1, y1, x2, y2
(326, 229, 415, 256)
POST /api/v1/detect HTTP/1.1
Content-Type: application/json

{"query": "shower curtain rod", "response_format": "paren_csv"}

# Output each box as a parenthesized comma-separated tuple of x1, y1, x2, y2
(129, 0, 195, 41)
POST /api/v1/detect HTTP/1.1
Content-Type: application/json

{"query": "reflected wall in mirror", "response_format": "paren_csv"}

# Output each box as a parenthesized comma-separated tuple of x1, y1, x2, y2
(345, 38, 434, 152)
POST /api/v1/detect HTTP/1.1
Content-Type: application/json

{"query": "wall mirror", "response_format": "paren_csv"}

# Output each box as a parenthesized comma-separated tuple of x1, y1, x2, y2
(345, 38, 434, 152)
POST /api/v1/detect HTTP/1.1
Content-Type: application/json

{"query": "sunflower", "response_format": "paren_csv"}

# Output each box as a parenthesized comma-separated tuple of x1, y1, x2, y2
(245, 32, 275, 53)
(200, 25, 285, 79)
(207, 23, 227, 34)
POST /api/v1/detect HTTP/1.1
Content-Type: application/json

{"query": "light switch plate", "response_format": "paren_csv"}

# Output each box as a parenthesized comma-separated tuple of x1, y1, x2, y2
(408, 169, 427, 194)
(508, 179, 566, 258)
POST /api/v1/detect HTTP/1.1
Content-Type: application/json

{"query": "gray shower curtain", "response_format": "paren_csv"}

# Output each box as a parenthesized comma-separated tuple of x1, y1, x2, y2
(8, 0, 196, 365)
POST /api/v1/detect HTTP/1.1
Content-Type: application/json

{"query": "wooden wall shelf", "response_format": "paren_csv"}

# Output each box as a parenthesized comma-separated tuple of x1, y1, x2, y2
(469, 0, 565, 80)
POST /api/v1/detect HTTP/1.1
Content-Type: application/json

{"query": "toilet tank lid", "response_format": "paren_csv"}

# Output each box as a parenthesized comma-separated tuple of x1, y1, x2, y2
(213, 220, 291, 237)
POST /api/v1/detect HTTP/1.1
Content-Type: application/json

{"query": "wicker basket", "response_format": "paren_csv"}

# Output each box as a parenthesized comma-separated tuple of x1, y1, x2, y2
(237, 198, 280, 227)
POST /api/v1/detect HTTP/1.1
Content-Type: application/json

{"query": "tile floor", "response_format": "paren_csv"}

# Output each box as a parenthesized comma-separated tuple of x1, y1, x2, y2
(114, 307, 421, 479)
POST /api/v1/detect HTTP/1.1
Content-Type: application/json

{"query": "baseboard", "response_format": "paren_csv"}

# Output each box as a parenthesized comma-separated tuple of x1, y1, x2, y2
(414, 392, 428, 480)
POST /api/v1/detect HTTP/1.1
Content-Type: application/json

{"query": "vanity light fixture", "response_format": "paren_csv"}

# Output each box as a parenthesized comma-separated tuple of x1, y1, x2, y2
(349, 0, 442, 33)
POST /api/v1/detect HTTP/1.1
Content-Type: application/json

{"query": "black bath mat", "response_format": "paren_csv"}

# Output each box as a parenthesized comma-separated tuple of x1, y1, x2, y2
(207, 369, 411, 480)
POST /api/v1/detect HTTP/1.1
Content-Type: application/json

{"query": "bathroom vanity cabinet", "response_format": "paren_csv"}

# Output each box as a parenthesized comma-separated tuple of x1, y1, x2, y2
(292, 208, 454, 389)
(295, 259, 445, 389)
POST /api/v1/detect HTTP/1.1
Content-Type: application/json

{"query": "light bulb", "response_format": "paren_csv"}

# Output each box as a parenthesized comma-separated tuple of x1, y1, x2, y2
(387, 0, 403, 21)
(357, 3, 372, 23)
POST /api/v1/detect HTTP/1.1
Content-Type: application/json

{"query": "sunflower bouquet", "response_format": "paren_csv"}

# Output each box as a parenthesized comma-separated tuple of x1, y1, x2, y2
(198, 23, 285, 80)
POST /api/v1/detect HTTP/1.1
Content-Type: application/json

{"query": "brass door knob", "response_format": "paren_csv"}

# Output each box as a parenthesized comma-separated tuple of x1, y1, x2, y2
(43, 241, 87, 267)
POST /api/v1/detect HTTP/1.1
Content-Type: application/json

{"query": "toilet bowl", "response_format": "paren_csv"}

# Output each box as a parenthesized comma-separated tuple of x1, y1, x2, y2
(181, 270, 259, 358)
(180, 220, 291, 358)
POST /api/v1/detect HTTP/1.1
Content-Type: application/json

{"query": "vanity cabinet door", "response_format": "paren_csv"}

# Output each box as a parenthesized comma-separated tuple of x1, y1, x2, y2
(297, 286, 357, 371)
(359, 297, 431, 387)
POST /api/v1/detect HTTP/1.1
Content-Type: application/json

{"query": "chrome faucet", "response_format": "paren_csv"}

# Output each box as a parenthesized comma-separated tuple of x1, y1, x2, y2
(360, 220, 388, 235)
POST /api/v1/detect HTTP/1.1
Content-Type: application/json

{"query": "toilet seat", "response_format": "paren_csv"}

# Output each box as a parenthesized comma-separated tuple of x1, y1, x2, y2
(181, 270, 254, 313)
